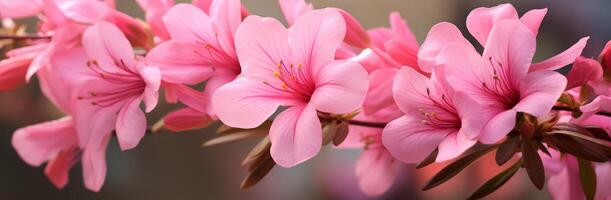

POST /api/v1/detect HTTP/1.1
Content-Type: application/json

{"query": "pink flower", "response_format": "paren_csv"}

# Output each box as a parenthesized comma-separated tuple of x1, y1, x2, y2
(382, 67, 482, 163)
(437, 19, 575, 144)
(213, 9, 369, 167)
(0, 0, 43, 19)
(163, 107, 214, 132)
(146, 1, 243, 115)
(136, 0, 175, 41)
(566, 56, 604, 90)
(465, 3, 589, 72)
(338, 113, 401, 196)
(63, 22, 160, 151)
(12, 47, 112, 191)
(0, 46, 41, 91)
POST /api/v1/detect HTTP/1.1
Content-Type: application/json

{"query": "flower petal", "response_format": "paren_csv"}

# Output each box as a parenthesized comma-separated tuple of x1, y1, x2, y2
(212, 77, 286, 128)
(44, 148, 79, 189)
(138, 67, 161, 112)
(417, 22, 473, 72)
(0, 54, 32, 91)
(382, 115, 448, 163)
(436, 130, 476, 162)
(82, 22, 137, 73)
(115, 97, 147, 150)
(269, 103, 322, 167)
(146, 41, 215, 85)
(278, 0, 313, 25)
(529, 37, 589, 72)
(356, 148, 397, 196)
(514, 70, 566, 117)
(479, 109, 517, 144)
(362, 68, 398, 115)
(311, 60, 369, 114)
(163, 107, 214, 132)
(289, 8, 345, 73)
(12, 117, 78, 166)
(565, 56, 603, 90)
(392, 67, 433, 114)
(466, 3, 518, 47)
(520, 8, 547, 36)
(81, 134, 110, 192)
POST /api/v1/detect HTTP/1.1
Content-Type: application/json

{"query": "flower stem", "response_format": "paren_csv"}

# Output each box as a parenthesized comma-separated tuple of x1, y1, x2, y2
(0, 34, 51, 40)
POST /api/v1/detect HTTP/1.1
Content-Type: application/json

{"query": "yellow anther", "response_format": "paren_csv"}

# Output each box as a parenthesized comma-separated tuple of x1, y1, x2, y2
(277, 63, 282, 68)
(297, 64, 302, 69)
(90, 92, 98, 97)
(273, 71, 280, 77)
(281, 83, 288, 90)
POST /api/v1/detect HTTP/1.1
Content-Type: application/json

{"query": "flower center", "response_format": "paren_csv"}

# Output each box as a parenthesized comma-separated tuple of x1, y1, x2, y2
(263, 60, 315, 100)
(193, 32, 239, 71)
(481, 57, 520, 109)
(418, 88, 461, 129)
(77, 59, 145, 107)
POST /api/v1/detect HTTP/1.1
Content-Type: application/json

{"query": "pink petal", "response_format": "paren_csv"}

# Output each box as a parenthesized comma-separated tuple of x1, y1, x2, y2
(0, 0, 42, 18)
(208, 0, 241, 39)
(44, 148, 79, 189)
(338, 9, 371, 49)
(100, 10, 151, 50)
(514, 70, 566, 117)
(529, 37, 589, 72)
(436, 43, 491, 104)
(163, 107, 214, 132)
(25, 44, 53, 81)
(138, 67, 161, 112)
(212, 77, 286, 128)
(565, 56, 603, 90)
(386, 40, 419, 69)
(146, 41, 215, 85)
(235, 15, 290, 80)
(289, 8, 345, 73)
(392, 67, 433, 114)
(162, 4, 213, 41)
(163, 83, 207, 112)
(82, 22, 137, 72)
(382, 115, 448, 163)
(269, 103, 322, 167)
(417, 22, 473, 73)
(519, 8, 547, 36)
(362, 68, 398, 115)
(482, 19, 536, 84)
(453, 92, 488, 139)
(389, 12, 419, 50)
(81, 134, 111, 192)
(278, 0, 313, 25)
(136, 0, 173, 40)
(201, 69, 237, 116)
(45, 47, 90, 113)
(436, 131, 476, 162)
(191, 0, 212, 13)
(479, 109, 517, 144)
(0, 54, 32, 91)
(60, 0, 111, 24)
(115, 97, 147, 150)
(355, 148, 397, 196)
(311, 60, 369, 114)
(12, 117, 78, 166)
(74, 100, 121, 148)
(466, 3, 518, 47)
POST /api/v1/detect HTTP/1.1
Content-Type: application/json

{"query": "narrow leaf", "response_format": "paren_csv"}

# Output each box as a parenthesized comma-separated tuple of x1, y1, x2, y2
(242, 137, 272, 169)
(521, 141, 545, 190)
(468, 160, 523, 200)
(577, 158, 597, 200)
(496, 136, 520, 165)
(423, 144, 498, 190)
(416, 148, 438, 169)
(333, 121, 349, 146)
(585, 127, 611, 141)
(546, 133, 609, 162)
(202, 131, 261, 147)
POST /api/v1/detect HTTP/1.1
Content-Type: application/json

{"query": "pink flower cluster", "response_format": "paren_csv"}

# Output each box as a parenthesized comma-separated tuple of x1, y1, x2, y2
(1, 0, 609, 198)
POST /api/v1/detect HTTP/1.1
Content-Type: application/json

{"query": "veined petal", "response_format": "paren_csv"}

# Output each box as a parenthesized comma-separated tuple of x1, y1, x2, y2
(514, 70, 566, 117)
(235, 15, 290, 81)
(382, 115, 448, 163)
(270, 103, 322, 167)
(417, 22, 473, 72)
(209, 0, 241, 39)
(115, 97, 147, 150)
(392, 67, 433, 114)
(466, 3, 518, 47)
(212, 77, 286, 128)
(289, 8, 345, 74)
(146, 41, 215, 85)
(311, 60, 369, 114)
(82, 22, 137, 73)
(529, 37, 589, 72)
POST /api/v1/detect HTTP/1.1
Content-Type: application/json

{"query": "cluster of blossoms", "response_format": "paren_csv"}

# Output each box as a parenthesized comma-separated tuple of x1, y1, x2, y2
(1, 0, 609, 198)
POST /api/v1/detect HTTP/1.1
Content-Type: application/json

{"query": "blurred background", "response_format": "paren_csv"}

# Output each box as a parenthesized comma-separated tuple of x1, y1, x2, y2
(1, 0, 609, 199)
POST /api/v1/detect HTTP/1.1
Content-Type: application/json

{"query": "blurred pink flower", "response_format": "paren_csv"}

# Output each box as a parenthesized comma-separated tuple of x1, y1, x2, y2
(213, 9, 369, 167)
(437, 19, 571, 144)
(383, 67, 482, 163)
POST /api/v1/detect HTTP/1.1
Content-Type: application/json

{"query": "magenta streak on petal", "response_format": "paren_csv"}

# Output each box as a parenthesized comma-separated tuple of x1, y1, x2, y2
(480, 57, 520, 109)
(77, 60, 145, 107)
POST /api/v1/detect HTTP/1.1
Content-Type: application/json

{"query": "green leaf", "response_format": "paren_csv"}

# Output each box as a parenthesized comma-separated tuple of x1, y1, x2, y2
(521, 141, 545, 190)
(546, 132, 609, 162)
(495, 136, 520, 166)
(416, 148, 439, 169)
(468, 160, 523, 200)
(577, 158, 597, 200)
(422, 144, 498, 190)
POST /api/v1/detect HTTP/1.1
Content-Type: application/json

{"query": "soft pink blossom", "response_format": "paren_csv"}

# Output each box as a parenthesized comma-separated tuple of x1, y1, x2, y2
(382, 67, 482, 163)
(0, 0, 43, 19)
(213, 9, 369, 167)
(566, 56, 604, 90)
(437, 19, 571, 144)
(61, 22, 160, 151)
